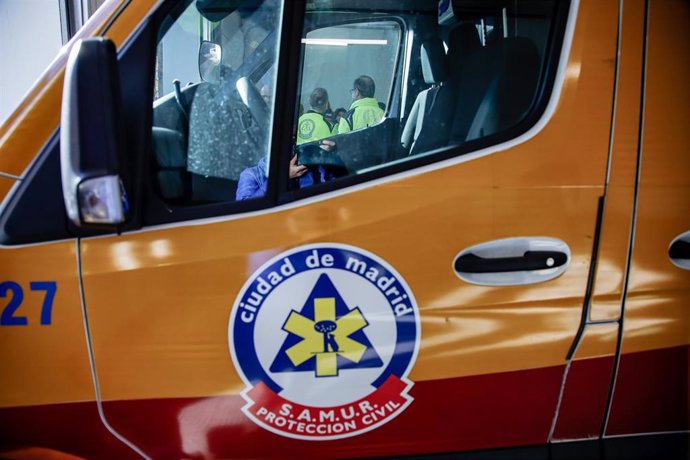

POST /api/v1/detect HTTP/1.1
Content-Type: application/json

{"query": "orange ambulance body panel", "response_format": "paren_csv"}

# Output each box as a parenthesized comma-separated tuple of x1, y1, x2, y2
(0, 242, 93, 408)
(589, 0, 645, 322)
(0, 178, 13, 204)
(618, 0, 690, 356)
(605, 0, 690, 437)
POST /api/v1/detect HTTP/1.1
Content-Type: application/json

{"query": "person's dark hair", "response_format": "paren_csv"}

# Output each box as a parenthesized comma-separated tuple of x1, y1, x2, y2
(309, 88, 330, 112)
(353, 75, 376, 98)
(334, 107, 347, 118)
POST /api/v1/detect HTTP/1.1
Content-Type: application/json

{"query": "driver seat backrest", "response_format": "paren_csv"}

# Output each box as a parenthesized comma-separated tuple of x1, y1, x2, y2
(404, 24, 483, 156)
(446, 22, 482, 77)
(186, 74, 262, 201)
(152, 127, 190, 200)
(449, 36, 541, 144)
(400, 38, 449, 155)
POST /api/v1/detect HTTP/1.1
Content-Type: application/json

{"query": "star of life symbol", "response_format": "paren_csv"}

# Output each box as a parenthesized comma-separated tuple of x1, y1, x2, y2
(282, 297, 368, 377)
(269, 273, 384, 380)
(229, 244, 420, 440)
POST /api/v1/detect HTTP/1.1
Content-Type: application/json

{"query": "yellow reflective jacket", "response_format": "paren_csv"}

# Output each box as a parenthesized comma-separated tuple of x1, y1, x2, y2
(338, 98, 384, 134)
(296, 111, 337, 145)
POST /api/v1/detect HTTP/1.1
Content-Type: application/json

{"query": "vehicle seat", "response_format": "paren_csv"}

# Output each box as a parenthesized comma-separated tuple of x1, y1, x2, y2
(152, 127, 190, 200)
(186, 76, 263, 201)
(151, 82, 239, 203)
(400, 38, 448, 155)
(403, 24, 483, 156)
(449, 37, 540, 144)
(446, 23, 482, 75)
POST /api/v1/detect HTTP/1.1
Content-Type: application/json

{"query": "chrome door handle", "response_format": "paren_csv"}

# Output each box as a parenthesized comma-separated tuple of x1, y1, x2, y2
(453, 237, 571, 286)
(455, 250, 568, 273)
(669, 231, 690, 270)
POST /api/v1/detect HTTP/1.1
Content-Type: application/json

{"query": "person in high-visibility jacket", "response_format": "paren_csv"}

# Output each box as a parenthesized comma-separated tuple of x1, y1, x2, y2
(238, 89, 341, 200)
(338, 75, 385, 134)
(297, 88, 338, 145)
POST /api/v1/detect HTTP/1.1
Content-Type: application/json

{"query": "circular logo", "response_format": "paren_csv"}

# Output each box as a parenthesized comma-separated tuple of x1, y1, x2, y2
(298, 119, 316, 139)
(229, 243, 420, 440)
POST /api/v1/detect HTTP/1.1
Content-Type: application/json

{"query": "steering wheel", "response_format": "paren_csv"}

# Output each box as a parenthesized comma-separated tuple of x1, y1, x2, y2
(235, 76, 270, 133)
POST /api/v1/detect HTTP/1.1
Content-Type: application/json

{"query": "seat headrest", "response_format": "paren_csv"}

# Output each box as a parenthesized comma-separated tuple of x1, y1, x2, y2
(421, 38, 448, 85)
(447, 23, 482, 65)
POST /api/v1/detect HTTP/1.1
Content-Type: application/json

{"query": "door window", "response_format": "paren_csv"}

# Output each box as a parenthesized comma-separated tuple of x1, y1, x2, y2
(299, 21, 401, 123)
(291, 0, 562, 191)
(151, 0, 283, 204)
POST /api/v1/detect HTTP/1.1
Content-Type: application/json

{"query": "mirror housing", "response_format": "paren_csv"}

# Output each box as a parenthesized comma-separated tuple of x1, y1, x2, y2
(61, 38, 128, 227)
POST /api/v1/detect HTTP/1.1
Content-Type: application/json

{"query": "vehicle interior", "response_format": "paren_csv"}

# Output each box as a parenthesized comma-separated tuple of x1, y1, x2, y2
(151, 0, 560, 205)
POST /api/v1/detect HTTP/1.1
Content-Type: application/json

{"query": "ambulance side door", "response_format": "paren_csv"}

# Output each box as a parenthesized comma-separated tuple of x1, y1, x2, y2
(71, 0, 622, 458)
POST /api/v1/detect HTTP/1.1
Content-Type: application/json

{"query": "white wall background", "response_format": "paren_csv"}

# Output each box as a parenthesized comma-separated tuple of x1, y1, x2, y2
(0, 0, 63, 125)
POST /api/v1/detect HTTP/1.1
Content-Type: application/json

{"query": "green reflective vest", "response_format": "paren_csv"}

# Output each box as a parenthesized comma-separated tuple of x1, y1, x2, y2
(338, 98, 384, 134)
(296, 111, 336, 145)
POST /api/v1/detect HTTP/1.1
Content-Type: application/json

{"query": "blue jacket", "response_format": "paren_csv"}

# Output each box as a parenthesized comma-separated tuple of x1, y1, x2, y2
(236, 157, 269, 200)
(236, 157, 342, 200)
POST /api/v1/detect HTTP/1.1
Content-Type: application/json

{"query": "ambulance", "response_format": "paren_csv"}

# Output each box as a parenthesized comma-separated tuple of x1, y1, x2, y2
(0, 0, 688, 458)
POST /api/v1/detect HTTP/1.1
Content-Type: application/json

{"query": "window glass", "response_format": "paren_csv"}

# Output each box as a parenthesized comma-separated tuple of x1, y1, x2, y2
(152, 0, 283, 204)
(292, 0, 560, 190)
(154, 2, 204, 100)
(300, 22, 401, 120)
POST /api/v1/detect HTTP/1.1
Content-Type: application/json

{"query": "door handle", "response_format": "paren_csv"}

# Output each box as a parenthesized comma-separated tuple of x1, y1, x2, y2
(453, 237, 571, 286)
(669, 231, 690, 270)
(455, 250, 568, 273)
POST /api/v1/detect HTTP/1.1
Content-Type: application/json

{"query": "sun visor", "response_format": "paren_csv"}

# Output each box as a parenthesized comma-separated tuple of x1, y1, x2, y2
(196, 0, 263, 22)
(196, 0, 235, 21)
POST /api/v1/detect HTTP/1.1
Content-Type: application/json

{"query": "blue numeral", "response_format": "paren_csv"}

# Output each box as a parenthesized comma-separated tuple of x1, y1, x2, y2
(1, 281, 58, 326)
(30, 281, 58, 325)
(0, 281, 27, 326)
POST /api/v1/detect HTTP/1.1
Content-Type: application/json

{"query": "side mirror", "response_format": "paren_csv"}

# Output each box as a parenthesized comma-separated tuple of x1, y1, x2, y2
(199, 41, 223, 83)
(61, 38, 128, 227)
